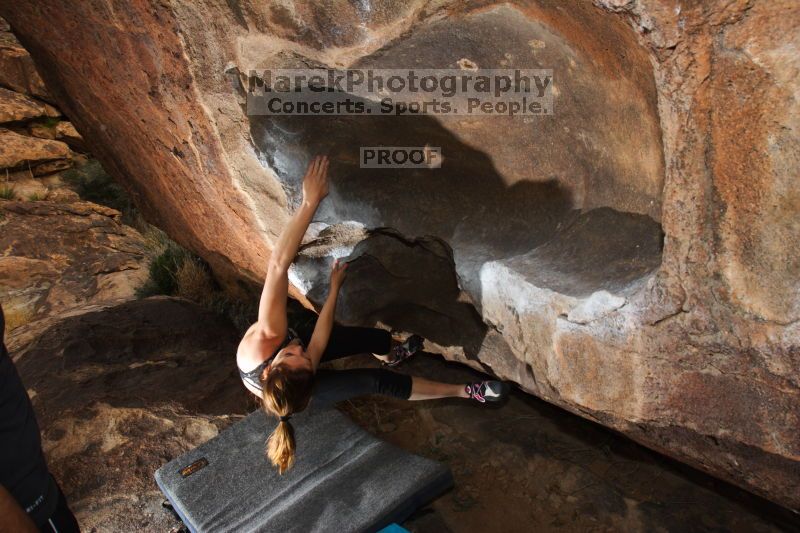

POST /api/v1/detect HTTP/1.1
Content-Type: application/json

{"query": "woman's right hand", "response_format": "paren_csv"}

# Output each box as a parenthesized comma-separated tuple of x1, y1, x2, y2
(302, 155, 330, 206)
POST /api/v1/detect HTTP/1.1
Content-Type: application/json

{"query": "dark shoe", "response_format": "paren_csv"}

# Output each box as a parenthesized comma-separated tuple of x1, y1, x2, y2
(383, 334, 424, 368)
(465, 380, 509, 403)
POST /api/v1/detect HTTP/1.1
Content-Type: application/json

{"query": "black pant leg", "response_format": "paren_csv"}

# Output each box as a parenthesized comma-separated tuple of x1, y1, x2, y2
(323, 326, 392, 361)
(298, 324, 392, 362)
(312, 368, 412, 408)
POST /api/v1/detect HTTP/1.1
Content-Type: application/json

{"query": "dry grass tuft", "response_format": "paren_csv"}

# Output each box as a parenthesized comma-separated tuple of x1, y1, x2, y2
(175, 258, 216, 305)
(141, 224, 172, 256)
(27, 191, 48, 201)
(0, 185, 16, 200)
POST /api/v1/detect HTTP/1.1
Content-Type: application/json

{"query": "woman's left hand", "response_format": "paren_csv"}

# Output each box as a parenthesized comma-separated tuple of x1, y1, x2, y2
(330, 259, 348, 290)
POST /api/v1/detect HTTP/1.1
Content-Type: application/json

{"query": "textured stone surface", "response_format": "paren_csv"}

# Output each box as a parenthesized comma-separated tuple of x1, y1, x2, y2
(2, 0, 798, 510)
(0, 199, 150, 325)
(340, 354, 798, 532)
(0, 23, 50, 101)
(0, 18, 74, 177)
(0, 86, 58, 123)
(0, 127, 70, 170)
(53, 120, 84, 151)
(30, 158, 72, 176)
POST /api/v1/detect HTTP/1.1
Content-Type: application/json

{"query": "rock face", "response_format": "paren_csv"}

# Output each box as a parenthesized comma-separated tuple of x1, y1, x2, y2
(0, 18, 50, 102)
(2, 0, 798, 510)
(0, 18, 80, 182)
(0, 200, 150, 327)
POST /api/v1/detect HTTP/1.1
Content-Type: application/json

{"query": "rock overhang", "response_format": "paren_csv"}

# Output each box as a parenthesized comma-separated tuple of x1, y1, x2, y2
(235, 3, 667, 361)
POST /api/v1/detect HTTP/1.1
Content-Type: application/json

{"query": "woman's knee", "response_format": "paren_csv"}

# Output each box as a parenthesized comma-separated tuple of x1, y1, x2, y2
(361, 328, 392, 355)
(374, 369, 412, 399)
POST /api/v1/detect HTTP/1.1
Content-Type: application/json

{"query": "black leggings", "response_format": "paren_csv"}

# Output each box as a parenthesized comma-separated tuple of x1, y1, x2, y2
(296, 325, 413, 408)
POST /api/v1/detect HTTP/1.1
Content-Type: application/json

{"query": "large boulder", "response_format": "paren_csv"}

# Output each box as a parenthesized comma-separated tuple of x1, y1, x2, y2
(2, 0, 798, 510)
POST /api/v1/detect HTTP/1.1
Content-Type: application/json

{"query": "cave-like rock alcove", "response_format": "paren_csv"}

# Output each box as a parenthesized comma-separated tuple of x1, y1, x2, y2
(243, 4, 665, 363)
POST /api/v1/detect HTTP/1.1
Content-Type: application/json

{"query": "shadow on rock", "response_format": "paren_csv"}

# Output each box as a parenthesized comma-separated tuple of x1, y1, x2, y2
(14, 296, 250, 423)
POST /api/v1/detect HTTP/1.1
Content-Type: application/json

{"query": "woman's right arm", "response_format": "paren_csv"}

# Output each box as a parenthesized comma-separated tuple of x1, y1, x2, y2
(255, 156, 330, 336)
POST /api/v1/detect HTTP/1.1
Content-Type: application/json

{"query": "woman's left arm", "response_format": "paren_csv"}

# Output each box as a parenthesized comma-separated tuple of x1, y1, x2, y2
(306, 260, 348, 371)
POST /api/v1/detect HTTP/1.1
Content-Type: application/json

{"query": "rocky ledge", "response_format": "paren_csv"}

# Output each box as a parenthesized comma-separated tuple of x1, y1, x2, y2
(0, 199, 150, 329)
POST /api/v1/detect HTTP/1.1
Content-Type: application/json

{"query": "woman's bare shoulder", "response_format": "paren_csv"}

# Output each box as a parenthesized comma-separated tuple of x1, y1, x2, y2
(237, 322, 283, 368)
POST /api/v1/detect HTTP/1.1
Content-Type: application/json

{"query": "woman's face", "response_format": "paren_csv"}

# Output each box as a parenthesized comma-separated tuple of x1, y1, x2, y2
(263, 339, 312, 379)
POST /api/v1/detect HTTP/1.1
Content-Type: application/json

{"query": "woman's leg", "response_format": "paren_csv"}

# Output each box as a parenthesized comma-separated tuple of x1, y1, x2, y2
(313, 368, 411, 408)
(312, 368, 472, 408)
(380, 334, 424, 367)
(408, 376, 469, 401)
(297, 321, 422, 365)
(300, 325, 392, 363)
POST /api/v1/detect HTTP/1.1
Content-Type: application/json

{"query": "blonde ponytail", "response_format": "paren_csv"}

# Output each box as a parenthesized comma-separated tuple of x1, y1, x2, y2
(267, 418, 296, 474)
(261, 364, 314, 474)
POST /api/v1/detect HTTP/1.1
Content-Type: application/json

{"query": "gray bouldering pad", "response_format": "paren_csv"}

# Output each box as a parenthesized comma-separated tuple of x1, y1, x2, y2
(155, 408, 452, 533)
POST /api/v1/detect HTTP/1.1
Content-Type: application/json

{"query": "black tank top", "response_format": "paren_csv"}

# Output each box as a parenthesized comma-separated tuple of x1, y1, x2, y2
(238, 328, 302, 392)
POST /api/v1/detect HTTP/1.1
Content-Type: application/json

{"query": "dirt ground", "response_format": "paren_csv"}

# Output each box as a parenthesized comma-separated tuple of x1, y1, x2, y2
(333, 353, 799, 533)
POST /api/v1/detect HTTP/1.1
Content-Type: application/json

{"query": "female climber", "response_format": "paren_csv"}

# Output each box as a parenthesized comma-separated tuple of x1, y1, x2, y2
(236, 155, 509, 473)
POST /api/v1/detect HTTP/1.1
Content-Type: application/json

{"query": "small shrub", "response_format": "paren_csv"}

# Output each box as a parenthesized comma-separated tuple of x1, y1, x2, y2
(137, 238, 220, 307)
(140, 223, 173, 257)
(62, 160, 132, 214)
(135, 233, 262, 335)
(208, 294, 258, 334)
(128, 210, 156, 238)
(136, 244, 190, 298)
(0, 186, 16, 200)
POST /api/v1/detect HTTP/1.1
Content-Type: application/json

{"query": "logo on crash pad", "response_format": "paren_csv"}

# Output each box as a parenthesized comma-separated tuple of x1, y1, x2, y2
(180, 457, 209, 478)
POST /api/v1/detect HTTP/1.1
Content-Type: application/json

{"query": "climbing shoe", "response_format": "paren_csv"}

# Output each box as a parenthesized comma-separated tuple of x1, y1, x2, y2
(465, 380, 509, 403)
(384, 334, 424, 368)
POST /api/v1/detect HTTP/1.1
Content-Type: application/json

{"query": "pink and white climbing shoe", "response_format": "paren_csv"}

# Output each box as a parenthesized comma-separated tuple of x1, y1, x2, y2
(465, 380, 509, 403)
